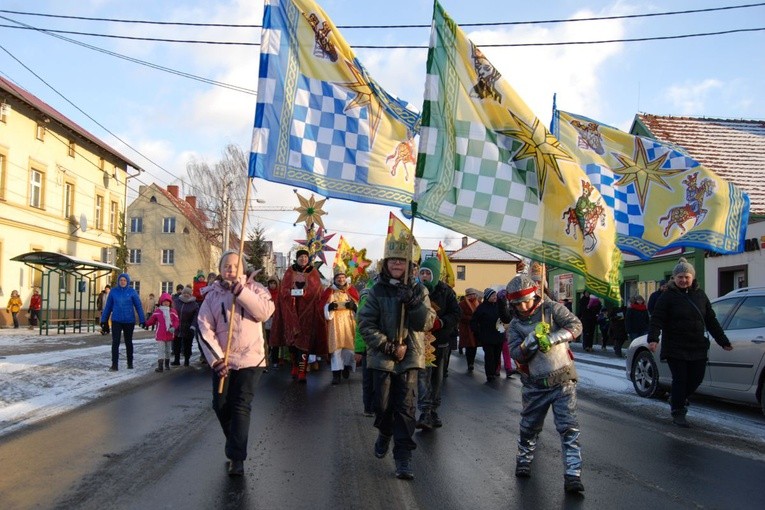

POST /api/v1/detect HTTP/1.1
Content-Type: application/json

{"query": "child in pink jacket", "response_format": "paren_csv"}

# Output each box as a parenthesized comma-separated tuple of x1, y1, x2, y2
(145, 292, 180, 372)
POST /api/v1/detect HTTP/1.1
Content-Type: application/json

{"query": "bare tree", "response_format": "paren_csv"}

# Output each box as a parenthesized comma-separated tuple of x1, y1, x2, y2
(185, 144, 249, 246)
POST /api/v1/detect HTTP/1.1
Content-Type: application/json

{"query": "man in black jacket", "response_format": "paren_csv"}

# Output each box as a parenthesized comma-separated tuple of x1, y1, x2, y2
(415, 257, 461, 431)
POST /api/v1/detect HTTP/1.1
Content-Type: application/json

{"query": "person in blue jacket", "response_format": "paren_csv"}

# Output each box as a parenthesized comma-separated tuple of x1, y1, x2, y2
(100, 273, 146, 371)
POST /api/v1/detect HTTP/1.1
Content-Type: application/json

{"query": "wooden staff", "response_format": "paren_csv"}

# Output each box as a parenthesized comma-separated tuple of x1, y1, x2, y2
(218, 177, 254, 394)
(397, 205, 417, 344)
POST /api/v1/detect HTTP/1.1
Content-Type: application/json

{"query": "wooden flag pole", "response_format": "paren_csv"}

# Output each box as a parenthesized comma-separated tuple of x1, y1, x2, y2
(218, 177, 254, 394)
(397, 204, 417, 344)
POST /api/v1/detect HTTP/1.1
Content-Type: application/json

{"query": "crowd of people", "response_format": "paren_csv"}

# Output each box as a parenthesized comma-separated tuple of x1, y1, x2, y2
(89, 246, 731, 491)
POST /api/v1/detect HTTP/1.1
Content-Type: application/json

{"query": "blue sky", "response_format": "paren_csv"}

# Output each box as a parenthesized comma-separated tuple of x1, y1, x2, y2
(1, 0, 763, 268)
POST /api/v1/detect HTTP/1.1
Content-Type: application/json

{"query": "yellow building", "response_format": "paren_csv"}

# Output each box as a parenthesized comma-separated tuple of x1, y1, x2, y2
(449, 239, 521, 296)
(127, 184, 220, 297)
(0, 77, 140, 327)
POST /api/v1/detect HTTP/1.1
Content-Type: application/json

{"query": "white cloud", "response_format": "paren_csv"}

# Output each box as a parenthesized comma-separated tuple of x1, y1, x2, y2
(665, 79, 724, 115)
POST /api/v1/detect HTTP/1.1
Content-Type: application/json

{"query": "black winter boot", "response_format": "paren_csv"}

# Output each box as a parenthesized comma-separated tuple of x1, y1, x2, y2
(155, 360, 164, 372)
(171, 354, 181, 366)
(332, 371, 341, 385)
(671, 408, 689, 428)
(164, 359, 171, 370)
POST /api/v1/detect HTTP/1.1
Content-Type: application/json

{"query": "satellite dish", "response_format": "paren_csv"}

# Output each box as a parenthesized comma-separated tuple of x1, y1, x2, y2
(79, 213, 88, 232)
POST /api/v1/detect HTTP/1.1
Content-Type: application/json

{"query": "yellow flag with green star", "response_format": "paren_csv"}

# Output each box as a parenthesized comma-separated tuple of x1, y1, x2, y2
(554, 110, 750, 259)
(414, 1, 621, 302)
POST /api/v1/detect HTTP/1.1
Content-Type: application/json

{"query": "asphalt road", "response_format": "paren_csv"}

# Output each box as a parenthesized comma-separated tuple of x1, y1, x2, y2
(1, 352, 763, 510)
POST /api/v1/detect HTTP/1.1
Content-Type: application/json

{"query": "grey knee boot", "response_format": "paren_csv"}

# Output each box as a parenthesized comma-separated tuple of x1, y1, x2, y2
(562, 428, 584, 492)
(515, 432, 537, 477)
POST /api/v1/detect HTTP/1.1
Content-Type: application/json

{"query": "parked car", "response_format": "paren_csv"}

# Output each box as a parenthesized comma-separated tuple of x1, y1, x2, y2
(626, 287, 765, 415)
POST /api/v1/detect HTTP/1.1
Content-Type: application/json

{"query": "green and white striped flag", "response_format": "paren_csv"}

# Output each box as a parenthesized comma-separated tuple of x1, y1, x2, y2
(414, 1, 621, 301)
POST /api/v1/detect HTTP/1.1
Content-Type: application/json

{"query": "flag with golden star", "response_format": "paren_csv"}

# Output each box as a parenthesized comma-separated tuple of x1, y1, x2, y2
(555, 110, 750, 258)
(249, 0, 420, 209)
(414, 2, 621, 302)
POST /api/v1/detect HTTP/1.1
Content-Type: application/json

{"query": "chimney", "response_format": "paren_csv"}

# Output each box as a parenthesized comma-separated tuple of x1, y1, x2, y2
(167, 185, 179, 198)
(462, 236, 468, 248)
(185, 195, 197, 209)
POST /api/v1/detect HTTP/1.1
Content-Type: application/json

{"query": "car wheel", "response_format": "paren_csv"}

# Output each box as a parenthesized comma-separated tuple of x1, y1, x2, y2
(632, 350, 662, 398)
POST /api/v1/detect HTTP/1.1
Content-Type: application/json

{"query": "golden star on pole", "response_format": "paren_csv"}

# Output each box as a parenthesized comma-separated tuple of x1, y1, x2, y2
(612, 137, 682, 210)
(293, 190, 327, 230)
(337, 59, 383, 146)
(497, 111, 572, 197)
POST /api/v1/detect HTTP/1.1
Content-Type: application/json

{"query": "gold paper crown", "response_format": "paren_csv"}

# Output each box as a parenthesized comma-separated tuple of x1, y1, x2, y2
(384, 232, 415, 260)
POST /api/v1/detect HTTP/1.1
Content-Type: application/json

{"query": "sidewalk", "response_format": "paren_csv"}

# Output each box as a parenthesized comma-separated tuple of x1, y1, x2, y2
(469, 340, 625, 372)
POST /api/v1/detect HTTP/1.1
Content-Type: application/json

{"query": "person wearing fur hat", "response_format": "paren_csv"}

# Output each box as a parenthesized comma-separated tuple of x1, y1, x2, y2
(358, 234, 435, 480)
(171, 286, 200, 367)
(647, 257, 732, 428)
(458, 288, 481, 371)
(505, 274, 584, 493)
(145, 293, 180, 372)
(321, 266, 360, 385)
(415, 257, 460, 431)
(197, 250, 275, 476)
(270, 247, 326, 383)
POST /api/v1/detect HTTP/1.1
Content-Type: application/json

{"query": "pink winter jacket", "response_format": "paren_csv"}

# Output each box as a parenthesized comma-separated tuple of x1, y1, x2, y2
(145, 306, 179, 342)
(197, 276, 275, 369)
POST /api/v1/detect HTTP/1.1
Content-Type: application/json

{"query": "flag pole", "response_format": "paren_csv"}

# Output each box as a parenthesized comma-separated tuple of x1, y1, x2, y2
(397, 203, 417, 344)
(218, 177, 254, 394)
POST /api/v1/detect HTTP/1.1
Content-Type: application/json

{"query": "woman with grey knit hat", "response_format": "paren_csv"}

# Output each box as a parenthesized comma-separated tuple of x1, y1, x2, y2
(646, 257, 733, 428)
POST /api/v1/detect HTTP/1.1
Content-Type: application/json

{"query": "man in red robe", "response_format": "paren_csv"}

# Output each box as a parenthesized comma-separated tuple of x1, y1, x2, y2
(270, 248, 327, 382)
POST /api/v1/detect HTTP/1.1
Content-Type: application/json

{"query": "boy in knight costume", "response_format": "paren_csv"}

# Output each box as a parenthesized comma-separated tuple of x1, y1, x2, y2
(322, 267, 360, 385)
(358, 231, 435, 480)
(505, 274, 585, 493)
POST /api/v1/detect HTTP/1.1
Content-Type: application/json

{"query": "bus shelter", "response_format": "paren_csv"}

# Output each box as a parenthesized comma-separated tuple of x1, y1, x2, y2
(10, 251, 118, 335)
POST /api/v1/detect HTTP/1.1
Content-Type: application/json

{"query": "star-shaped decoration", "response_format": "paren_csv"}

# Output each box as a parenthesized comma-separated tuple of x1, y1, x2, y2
(297, 226, 336, 265)
(293, 190, 327, 230)
(344, 247, 372, 284)
(496, 111, 572, 197)
(611, 137, 681, 210)
(337, 59, 383, 146)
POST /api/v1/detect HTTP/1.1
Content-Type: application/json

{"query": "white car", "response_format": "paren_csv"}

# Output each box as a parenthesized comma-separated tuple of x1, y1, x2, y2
(625, 287, 765, 415)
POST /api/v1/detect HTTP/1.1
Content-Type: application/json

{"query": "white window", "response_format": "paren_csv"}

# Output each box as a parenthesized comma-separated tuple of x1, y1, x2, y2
(95, 195, 104, 229)
(30, 169, 43, 208)
(130, 217, 143, 233)
(161, 249, 175, 265)
(109, 201, 118, 233)
(131, 281, 141, 295)
(101, 247, 114, 264)
(161, 281, 174, 294)
(64, 183, 74, 218)
(129, 249, 142, 264)
(163, 217, 176, 233)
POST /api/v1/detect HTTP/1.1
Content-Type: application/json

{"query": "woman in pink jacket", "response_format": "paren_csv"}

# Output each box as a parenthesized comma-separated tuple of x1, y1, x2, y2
(145, 293, 179, 373)
(197, 250, 275, 476)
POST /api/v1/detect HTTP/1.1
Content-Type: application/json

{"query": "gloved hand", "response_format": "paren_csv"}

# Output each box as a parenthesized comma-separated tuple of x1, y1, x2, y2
(167, 327, 175, 335)
(139, 322, 147, 330)
(396, 285, 421, 308)
(522, 331, 539, 354)
(381, 341, 408, 361)
(346, 301, 357, 312)
(431, 317, 442, 331)
(220, 280, 244, 296)
(100, 322, 107, 330)
(547, 328, 573, 346)
(328, 302, 339, 311)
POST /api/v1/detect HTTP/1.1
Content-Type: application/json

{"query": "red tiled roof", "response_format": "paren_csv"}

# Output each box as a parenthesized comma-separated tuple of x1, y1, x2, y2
(150, 184, 219, 246)
(634, 114, 765, 215)
(0, 75, 142, 170)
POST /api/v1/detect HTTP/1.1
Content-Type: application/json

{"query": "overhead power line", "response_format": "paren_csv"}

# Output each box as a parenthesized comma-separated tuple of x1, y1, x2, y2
(1, 2, 763, 29)
(2, 19, 763, 48)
